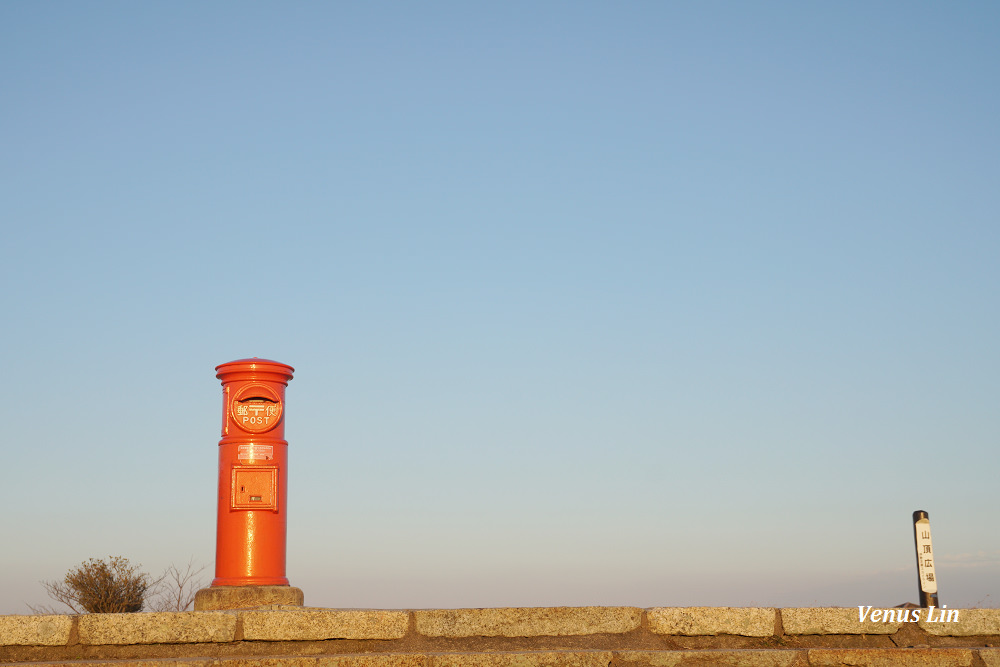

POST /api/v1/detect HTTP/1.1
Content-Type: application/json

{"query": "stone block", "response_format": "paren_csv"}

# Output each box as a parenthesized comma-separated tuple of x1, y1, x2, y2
(315, 656, 427, 667)
(917, 608, 1000, 636)
(781, 608, 902, 635)
(415, 607, 641, 638)
(218, 660, 319, 667)
(647, 607, 776, 637)
(616, 650, 805, 666)
(807, 648, 974, 666)
(429, 651, 614, 667)
(55, 662, 216, 667)
(241, 609, 409, 641)
(980, 648, 1000, 667)
(0, 614, 73, 646)
(78, 611, 237, 645)
(194, 585, 304, 610)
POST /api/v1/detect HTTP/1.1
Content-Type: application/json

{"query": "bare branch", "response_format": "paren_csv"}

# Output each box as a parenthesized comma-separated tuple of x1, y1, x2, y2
(147, 557, 208, 612)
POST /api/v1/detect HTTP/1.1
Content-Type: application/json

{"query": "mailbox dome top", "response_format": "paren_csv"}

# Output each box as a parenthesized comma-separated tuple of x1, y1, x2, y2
(216, 358, 294, 383)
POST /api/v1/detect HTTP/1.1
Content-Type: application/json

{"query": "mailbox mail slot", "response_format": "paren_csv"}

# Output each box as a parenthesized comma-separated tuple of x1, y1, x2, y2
(230, 385, 282, 434)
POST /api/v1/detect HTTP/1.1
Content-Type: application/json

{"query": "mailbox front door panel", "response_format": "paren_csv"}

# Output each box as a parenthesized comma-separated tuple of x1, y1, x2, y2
(231, 466, 278, 511)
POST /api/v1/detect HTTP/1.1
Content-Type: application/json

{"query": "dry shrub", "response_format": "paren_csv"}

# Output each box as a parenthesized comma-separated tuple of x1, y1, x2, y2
(37, 556, 151, 613)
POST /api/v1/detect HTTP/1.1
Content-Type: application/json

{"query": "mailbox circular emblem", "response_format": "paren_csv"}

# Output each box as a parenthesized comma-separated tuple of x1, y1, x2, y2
(231, 384, 283, 433)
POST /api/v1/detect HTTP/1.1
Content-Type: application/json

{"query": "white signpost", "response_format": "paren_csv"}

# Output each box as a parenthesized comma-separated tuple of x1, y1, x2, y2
(913, 510, 940, 608)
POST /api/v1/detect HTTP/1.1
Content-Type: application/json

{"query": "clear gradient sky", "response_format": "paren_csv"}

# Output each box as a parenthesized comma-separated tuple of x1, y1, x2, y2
(2, 2, 998, 615)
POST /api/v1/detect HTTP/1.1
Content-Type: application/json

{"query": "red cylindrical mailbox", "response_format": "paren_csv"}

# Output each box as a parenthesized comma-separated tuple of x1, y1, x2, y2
(212, 358, 294, 587)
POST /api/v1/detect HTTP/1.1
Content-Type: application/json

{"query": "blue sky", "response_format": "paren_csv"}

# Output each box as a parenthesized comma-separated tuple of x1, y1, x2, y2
(2, 2, 998, 614)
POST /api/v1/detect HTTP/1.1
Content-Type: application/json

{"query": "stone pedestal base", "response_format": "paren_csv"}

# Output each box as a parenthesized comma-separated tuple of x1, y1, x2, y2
(193, 585, 304, 610)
